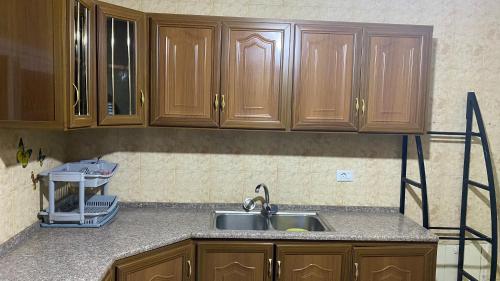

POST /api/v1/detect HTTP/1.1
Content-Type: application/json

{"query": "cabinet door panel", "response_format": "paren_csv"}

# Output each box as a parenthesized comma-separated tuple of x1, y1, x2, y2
(354, 245, 436, 281)
(151, 16, 220, 127)
(197, 242, 273, 281)
(292, 24, 361, 131)
(359, 26, 432, 133)
(221, 22, 291, 129)
(116, 241, 195, 281)
(97, 2, 147, 126)
(276, 243, 351, 281)
(0, 0, 64, 127)
(68, 0, 97, 128)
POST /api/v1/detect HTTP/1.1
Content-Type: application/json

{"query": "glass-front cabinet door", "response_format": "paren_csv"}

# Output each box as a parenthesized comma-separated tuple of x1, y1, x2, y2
(97, 3, 146, 126)
(69, 0, 97, 128)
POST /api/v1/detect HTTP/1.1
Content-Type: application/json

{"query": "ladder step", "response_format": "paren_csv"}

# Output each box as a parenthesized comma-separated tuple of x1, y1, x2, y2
(465, 226, 492, 243)
(429, 226, 460, 230)
(402, 178, 422, 188)
(427, 131, 481, 137)
(437, 236, 489, 241)
(468, 180, 490, 191)
(462, 270, 479, 281)
(438, 237, 460, 240)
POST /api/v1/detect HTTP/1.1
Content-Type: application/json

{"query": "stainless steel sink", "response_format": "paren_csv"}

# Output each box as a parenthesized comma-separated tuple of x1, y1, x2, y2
(214, 211, 269, 230)
(270, 213, 327, 231)
(212, 211, 332, 231)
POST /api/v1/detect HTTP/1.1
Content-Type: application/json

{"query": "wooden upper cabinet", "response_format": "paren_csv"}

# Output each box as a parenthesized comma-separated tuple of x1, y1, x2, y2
(116, 240, 195, 281)
(97, 2, 147, 126)
(68, 0, 97, 128)
(292, 24, 362, 131)
(276, 243, 352, 281)
(0, 0, 65, 128)
(150, 15, 221, 127)
(197, 242, 274, 281)
(354, 245, 436, 281)
(359, 25, 432, 133)
(220, 21, 291, 129)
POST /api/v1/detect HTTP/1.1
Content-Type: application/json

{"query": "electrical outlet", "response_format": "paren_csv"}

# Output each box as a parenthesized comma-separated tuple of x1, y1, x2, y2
(336, 170, 353, 182)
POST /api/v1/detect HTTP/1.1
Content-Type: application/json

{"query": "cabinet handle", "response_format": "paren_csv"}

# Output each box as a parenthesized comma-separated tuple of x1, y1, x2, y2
(354, 262, 359, 281)
(277, 260, 281, 279)
(72, 83, 80, 108)
(355, 97, 359, 112)
(214, 94, 219, 111)
(268, 258, 272, 277)
(187, 260, 192, 278)
(140, 90, 145, 107)
(361, 99, 365, 116)
(221, 94, 226, 112)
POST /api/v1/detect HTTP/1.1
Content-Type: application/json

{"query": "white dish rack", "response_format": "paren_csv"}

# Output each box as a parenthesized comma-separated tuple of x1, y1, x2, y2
(38, 160, 119, 228)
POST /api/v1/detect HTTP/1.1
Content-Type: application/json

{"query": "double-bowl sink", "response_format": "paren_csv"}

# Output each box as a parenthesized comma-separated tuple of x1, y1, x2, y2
(212, 210, 332, 232)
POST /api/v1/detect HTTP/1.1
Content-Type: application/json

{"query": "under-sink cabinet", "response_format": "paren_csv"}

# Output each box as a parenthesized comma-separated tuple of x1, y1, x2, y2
(276, 243, 351, 281)
(106, 240, 437, 281)
(197, 242, 274, 281)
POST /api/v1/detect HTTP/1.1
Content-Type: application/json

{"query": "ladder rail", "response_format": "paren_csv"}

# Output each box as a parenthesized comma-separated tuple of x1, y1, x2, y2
(399, 92, 497, 281)
(456, 92, 474, 281)
(462, 92, 497, 281)
(399, 135, 429, 228)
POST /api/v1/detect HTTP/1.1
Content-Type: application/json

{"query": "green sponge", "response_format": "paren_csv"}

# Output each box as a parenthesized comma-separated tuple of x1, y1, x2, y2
(286, 228, 308, 232)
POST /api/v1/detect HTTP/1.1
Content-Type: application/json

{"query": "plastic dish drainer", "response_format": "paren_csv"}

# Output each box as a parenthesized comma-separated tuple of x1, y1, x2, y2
(38, 160, 119, 228)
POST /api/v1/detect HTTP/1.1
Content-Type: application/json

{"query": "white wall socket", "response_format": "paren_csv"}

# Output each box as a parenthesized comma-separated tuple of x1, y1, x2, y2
(336, 170, 353, 182)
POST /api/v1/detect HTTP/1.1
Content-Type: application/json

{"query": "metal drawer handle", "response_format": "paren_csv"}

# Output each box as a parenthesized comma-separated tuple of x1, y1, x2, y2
(268, 258, 272, 277)
(221, 94, 226, 112)
(361, 99, 365, 116)
(187, 260, 192, 278)
(277, 260, 281, 279)
(140, 90, 145, 107)
(355, 97, 359, 112)
(214, 94, 219, 111)
(355, 262, 359, 281)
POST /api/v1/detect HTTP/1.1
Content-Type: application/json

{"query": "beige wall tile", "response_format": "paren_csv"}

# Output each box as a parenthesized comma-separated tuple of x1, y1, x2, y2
(0, 129, 65, 244)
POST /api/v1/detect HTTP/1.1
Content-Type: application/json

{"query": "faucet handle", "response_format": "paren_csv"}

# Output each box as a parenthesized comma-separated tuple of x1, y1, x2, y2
(242, 198, 256, 211)
(269, 204, 278, 214)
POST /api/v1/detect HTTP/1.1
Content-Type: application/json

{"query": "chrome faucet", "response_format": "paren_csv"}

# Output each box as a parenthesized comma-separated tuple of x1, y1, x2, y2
(242, 184, 278, 217)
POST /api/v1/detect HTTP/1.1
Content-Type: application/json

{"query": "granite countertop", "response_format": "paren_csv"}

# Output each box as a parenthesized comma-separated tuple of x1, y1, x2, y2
(0, 203, 438, 281)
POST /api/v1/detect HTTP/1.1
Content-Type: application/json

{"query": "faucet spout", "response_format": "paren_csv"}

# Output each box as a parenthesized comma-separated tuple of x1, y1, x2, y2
(255, 184, 270, 204)
(243, 184, 277, 216)
(254, 183, 277, 217)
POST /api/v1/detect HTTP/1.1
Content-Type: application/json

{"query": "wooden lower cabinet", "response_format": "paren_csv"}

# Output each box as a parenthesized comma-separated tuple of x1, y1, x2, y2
(103, 269, 114, 281)
(104, 240, 437, 281)
(275, 243, 351, 281)
(354, 245, 436, 281)
(197, 242, 274, 281)
(115, 240, 195, 281)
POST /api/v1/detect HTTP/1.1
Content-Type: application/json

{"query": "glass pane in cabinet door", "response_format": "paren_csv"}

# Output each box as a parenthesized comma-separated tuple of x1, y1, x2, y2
(73, 1, 90, 116)
(106, 17, 136, 116)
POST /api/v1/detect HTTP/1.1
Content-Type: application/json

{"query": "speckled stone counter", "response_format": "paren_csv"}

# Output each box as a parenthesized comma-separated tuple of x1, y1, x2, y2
(0, 204, 437, 281)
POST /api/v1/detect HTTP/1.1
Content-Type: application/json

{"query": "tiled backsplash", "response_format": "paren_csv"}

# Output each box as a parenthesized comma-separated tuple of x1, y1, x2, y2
(0, 129, 65, 244)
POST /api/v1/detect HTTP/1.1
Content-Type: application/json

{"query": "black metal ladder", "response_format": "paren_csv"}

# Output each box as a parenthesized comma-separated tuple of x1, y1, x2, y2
(399, 92, 498, 281)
